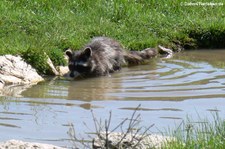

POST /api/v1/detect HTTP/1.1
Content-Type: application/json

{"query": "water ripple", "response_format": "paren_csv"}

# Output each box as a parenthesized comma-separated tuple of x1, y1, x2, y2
(108, 58, 225, 100)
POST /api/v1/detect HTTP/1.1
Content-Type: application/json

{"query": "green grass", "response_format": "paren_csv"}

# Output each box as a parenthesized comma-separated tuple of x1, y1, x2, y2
(164, 112, 225, 149)
(0, 0, 224, 74)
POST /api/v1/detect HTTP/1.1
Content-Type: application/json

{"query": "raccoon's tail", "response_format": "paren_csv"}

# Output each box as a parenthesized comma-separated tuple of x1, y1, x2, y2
(124, 46, 173, 65)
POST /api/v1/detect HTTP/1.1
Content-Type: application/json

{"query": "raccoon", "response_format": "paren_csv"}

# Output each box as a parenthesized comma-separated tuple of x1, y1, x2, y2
(66, 37, 166, 78)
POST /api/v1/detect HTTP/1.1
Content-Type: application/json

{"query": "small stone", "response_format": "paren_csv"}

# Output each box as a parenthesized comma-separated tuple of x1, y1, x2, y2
(56, 66, 69, 77)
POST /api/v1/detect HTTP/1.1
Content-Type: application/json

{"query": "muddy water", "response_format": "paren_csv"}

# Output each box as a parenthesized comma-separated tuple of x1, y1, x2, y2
(0, 50, 225, 148)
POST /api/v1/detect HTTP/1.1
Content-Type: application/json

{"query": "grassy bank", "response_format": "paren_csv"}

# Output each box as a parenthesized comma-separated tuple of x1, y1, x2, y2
(164, 113, 225, 149)
(0, 0, 224, 74)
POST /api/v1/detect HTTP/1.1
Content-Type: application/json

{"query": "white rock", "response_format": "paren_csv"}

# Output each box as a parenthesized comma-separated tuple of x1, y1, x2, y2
(158, 45, 173, 59)
(0, 140, 66, 149)
(93, 132, 174, 149)
(0, 55, 44, 85)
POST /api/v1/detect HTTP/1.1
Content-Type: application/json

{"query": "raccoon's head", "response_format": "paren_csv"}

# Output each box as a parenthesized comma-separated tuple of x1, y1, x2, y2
(66, 47, 93, 78)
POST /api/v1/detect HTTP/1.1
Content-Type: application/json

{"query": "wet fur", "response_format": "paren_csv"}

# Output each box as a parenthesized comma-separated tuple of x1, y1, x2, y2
(66, 37, 158, 78)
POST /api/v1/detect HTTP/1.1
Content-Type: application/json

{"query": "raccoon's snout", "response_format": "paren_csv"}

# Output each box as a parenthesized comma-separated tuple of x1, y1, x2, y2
(69, 71, 80, 78)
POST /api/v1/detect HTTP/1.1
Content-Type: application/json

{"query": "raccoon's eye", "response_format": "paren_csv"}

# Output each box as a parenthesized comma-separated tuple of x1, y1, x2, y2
(75, 65, 90, 73)
(80, 57, 89, 62)
(68, 64, 74, 71)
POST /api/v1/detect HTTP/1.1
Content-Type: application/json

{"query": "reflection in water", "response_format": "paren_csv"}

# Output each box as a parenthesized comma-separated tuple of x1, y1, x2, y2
(67, 76, 122, 101)
(0, 84, 33, 97)
(21, 60, 158, 101)
(0, 50, 225, 147)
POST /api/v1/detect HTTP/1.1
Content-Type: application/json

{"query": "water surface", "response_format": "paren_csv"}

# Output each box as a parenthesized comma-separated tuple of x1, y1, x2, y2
(0, 50, 225, 148)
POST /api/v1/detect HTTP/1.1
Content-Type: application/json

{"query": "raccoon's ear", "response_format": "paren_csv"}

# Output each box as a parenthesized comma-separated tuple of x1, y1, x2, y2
(83, 47, 92, 58)
(65, 49, 73, 58)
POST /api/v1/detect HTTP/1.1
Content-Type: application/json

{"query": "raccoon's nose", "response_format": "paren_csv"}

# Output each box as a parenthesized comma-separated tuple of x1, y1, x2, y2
(70, 72, 75, 78)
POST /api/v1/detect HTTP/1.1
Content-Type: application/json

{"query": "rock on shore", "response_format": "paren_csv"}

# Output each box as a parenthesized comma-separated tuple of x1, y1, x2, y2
(0, 55, 44, 85)
(0, 55, 44, 96)
(93, 132, 174, 149)
(0, 140, 65, 149)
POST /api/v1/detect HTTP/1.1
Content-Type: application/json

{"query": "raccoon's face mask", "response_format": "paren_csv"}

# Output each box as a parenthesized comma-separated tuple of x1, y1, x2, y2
(66, 48, 92, 77)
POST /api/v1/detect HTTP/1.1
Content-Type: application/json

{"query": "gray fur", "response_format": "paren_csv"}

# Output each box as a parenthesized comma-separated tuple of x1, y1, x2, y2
(66, 37, 158, 78)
